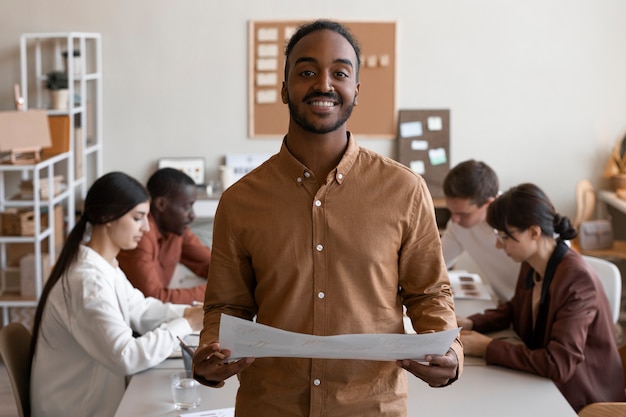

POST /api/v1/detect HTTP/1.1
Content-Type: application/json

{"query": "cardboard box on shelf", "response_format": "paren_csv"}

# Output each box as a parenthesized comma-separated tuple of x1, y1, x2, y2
(19, 175, 65, 199)
(1, 204, 64, 238)
(0, 209, 37, 236)
(4, 205, 65, 267)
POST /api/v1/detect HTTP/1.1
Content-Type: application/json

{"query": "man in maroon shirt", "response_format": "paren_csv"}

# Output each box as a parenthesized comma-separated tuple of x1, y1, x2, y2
(118, 167, 211, 304)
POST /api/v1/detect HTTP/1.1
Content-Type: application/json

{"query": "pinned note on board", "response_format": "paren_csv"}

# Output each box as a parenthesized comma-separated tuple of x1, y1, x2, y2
(428, 148, 447, 166)
(400, 121, 423, 138)
(427, 116, 443, 131)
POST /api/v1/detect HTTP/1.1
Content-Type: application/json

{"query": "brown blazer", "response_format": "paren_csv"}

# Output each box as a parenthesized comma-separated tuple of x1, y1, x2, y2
(469, 242, 626, 412)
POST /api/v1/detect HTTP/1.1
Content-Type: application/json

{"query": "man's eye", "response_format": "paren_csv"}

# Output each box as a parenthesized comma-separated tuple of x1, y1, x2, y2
(300, 70, 315, 77)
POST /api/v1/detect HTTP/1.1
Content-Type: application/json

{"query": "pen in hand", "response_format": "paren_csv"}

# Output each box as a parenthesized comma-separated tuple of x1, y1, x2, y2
(177, 336, 197, 357)
(178, 335, 226, 360)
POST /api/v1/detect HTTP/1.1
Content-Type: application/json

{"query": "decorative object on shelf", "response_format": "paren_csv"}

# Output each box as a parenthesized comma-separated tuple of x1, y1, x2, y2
(0, 109, 51, 164)
(45, 70, 69, 110)
(62, 49, 81, 75)
(578, 219, 614, 250)
(603, 131, 626, 193)
(13, 84, 24, 110)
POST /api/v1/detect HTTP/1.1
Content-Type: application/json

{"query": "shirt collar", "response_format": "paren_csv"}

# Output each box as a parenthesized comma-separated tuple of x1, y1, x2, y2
(278, 132, 359, 187)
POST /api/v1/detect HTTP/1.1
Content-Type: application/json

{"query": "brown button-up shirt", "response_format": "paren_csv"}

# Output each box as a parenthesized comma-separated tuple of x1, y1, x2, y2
(202, 134, 462, 417)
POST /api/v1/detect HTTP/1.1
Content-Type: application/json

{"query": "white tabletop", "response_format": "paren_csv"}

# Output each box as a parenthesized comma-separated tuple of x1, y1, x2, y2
(115, 296, 575, 417)
(115, 359, 575, 417)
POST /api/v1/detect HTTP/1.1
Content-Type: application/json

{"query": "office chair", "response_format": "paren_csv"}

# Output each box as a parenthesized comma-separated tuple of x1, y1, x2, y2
(0, 322, 32, 417)
(620, 344, 626, 389)
(578, 402, 626, 417)
(572, 179, 626, 262)
(583, 256, 622, 324)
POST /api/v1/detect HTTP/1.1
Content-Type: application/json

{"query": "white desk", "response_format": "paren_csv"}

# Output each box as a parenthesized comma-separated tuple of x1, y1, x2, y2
(114, 298, 575, 417)
(114, 359, 575, 417)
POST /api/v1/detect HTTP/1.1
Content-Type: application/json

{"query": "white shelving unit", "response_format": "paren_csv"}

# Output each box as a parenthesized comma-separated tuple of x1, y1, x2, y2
(0, 32, 103, 326)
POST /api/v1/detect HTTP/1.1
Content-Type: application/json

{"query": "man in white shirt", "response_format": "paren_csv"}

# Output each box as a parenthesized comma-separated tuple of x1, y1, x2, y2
(441, 160, 518, 303)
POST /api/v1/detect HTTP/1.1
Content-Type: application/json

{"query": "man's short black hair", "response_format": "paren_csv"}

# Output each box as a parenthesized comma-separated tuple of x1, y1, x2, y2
(147, 167, 196, 199)
(284, 19, 361, 81)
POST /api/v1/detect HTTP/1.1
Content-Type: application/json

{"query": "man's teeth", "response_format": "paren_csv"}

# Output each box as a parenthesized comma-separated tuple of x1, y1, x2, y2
(311, 101, 334, 107)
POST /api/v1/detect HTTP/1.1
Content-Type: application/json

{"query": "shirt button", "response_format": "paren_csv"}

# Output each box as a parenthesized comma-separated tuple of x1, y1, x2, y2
(337, 173, 344, 180)
(313, 379, 321, 386)
(315, 200, 321, 207)
(304, 171, 311, 178)
(318, 292, 325, 299)
(297, 177, 302, 183)
(316, 244, 323, 252)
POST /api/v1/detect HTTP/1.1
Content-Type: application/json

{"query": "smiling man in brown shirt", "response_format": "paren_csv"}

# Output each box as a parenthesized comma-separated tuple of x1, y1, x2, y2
(193, 19, 462, 417)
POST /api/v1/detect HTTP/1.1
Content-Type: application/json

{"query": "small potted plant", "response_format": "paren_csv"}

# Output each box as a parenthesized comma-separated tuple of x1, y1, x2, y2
(603, 132, 626, 194)
(45, 70, 69, 110)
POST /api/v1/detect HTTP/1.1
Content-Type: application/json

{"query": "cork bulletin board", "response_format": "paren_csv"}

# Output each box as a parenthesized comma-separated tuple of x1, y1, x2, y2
(248, 20, 396, 138)
(396, 109, 450, 199)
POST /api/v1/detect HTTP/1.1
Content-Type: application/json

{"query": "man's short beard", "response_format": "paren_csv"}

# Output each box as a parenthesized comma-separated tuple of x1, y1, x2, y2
(287, 97, 355, 134)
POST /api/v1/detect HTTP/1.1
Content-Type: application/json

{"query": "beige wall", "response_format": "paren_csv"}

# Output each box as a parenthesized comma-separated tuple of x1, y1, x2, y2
(1, 0, 626, 217)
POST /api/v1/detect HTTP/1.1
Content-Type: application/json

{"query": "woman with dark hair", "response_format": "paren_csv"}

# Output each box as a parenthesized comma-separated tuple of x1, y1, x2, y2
(30, 172, 203, 417)
(458, 183, 625, 412)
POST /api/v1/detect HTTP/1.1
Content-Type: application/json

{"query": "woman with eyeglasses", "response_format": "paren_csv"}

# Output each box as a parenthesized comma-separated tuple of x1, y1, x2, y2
(457, 183, 625, 412)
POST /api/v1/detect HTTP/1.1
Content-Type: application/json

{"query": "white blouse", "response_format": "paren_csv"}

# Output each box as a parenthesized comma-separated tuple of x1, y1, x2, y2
(31, 245, 192, 417)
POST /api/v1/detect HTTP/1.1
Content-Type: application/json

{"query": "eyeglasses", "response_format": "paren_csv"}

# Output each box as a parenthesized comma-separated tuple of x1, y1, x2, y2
(493, 228, 524, 245)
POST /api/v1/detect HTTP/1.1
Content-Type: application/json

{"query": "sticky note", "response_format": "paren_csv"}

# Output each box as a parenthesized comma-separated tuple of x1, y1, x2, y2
(257, 44, 278, 57)
(400, 121, 423, 138)
(257, 28, 279, 42)
(257, 59, 278, 71)
(428, 148, 447, 166)
(427, 116, 443, 131)
(410, 160, 426, 174)
(256, 89, 277, 104)
(284, 26, 297, 40)
(256, 73, 277, 86)
(410, 140, 428, 151)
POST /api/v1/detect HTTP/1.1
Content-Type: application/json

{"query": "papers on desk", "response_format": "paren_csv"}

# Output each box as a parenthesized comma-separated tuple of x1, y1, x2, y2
(219, 314, 460, 361)
(448, 271, 492, 300)
(178, 407, 234, 417)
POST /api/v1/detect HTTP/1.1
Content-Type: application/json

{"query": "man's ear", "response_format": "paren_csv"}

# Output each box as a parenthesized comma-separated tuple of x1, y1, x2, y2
(152, 196, 167, 213)
(281, 81, 288, 104)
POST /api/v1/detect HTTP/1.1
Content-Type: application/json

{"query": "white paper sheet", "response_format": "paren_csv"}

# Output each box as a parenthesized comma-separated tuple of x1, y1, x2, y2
(219, 314, 460, 362)
(448, 271, 493, 300)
